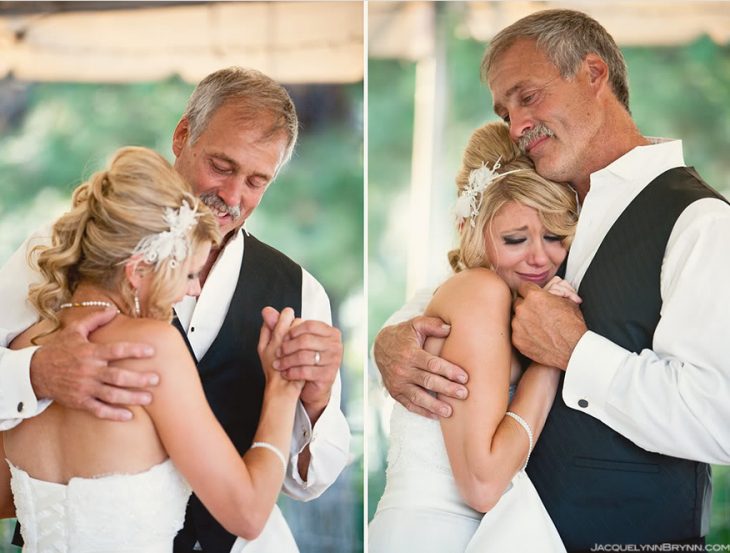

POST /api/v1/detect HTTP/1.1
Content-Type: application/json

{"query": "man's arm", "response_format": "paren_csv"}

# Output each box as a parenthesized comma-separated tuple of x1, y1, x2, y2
(512, 200, 730, 464)
(372, 287, 469, 418)
(0, 228, 158, 426)
(274, 270, 350, 500)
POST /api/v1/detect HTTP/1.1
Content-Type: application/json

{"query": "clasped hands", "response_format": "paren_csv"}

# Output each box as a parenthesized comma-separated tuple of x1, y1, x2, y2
(374, 276, 588, 418)
(29, 306, 342, 425)
(260, 306, 342, 424)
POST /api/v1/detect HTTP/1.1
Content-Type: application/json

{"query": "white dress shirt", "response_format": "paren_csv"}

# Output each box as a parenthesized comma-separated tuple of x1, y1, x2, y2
(381, 139, 730, 466)
(561, 140, 730, 465)
(0, 225, 351, 551)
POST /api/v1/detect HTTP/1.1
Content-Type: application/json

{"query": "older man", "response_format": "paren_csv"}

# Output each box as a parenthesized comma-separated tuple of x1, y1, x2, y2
(374, 9, 730, 551)
(0, 67, 350, 552)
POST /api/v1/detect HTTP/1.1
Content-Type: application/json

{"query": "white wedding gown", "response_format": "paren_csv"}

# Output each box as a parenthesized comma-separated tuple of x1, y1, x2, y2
(7, 458, 192, 553)
(369, 393, 565, 553)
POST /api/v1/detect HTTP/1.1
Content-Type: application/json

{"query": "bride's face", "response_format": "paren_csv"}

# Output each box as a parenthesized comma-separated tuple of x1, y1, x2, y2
(174, 241, 212, 303)
(484, 201, 567, 291)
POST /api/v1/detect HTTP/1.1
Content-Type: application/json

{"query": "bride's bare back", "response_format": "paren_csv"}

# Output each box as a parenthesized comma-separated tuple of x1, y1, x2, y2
(4, 309, 171, 483)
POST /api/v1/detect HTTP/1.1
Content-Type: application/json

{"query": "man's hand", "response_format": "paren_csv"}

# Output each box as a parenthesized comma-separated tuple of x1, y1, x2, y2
(373, 316, 468, 419)
(512, 282, 588, 370)
(266, 309, 343, 425)
(29, 308, 157, 421)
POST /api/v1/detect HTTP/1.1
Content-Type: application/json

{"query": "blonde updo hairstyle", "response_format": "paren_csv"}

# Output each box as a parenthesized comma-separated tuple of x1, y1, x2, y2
(448, 122, 578, 272)
(29, 146, 221, 331)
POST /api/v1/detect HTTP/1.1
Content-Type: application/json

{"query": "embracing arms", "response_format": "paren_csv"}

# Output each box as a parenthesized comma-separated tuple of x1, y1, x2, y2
(0, 228, 157, 426)
(511, 202, 730, 464)
(428, 269, 560, 512)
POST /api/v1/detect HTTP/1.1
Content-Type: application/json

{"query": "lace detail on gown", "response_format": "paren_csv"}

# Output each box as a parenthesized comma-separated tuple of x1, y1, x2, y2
(8, 458, 192, 553)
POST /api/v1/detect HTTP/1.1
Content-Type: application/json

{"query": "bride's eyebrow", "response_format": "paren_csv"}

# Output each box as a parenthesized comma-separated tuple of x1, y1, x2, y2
(501, 226, 529, 233)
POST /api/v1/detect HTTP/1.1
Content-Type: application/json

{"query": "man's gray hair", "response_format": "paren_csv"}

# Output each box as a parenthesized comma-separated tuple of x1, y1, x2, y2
(481, 9, 630, 112)
(182, 66, 299, 164)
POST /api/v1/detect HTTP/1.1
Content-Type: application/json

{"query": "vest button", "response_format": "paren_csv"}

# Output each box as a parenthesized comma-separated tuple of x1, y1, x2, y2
(17, 401, 23, 412)
(578, 399, 589, 408)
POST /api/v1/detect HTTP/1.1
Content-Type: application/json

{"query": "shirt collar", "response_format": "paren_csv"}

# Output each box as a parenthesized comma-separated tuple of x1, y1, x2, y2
(589, 138, 685, 194)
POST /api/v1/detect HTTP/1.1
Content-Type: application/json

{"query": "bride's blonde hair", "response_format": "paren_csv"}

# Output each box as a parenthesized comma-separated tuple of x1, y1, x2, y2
(29, 146, 220, 330)
(448, 122, 578, 272)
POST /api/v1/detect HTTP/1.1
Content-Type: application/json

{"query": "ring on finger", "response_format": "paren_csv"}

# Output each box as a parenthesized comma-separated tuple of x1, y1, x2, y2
(313, 350, 321, 366)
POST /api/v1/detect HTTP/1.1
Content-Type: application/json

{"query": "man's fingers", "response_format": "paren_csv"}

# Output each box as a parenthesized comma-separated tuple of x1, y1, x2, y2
(93, 383, 153, 407)
(95, 341, 155, 362)
(395, 396, 438, 420)
(65, 308, 119, 338)
(417, 368, 468, 400)
(278, 332, 339, 357)
(411, 315, 451, 340)
(100, 366, 159, 388)
(516, 280, 541, 299)
(413, 349, 468, 386)
(80, 398, 134, 422)
(281, 365, 320, 381)
(286, 319, 338, 339)
(395, 386, 453, 418)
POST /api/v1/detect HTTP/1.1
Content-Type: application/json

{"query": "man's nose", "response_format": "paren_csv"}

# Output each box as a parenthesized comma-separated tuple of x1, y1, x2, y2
(217, 177, 244, 207)
(508, 108, 533, 144)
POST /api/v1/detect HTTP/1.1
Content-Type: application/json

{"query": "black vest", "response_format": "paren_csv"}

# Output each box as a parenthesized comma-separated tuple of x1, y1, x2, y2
(173, 230, 303, 553)
(527, 167, 724, 551)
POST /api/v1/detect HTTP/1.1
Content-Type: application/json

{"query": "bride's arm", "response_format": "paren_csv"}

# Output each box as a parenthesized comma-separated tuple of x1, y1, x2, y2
(140, 309, 302, 539)
(432, 268, 559, 513)
(0, 434, 15, 518)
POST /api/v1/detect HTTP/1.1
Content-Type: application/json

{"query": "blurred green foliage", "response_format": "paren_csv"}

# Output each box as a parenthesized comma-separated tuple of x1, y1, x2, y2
(367, 4, 730, 543)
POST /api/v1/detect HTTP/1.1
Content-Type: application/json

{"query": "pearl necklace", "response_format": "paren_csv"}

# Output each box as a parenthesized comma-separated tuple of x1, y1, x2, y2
(58, 301, 120, 313)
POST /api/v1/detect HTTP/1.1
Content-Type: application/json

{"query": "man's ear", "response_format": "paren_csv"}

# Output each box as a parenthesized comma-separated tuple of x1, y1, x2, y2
(172, 117, 190, 157)
(584, 53, 609, 94)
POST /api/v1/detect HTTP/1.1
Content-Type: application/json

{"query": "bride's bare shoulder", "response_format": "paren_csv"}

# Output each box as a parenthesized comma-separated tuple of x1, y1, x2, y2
(94, 316, 190, 368)
(432, 267, 511, 308)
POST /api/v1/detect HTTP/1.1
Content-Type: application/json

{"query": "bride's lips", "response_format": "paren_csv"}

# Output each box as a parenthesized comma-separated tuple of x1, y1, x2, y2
(517, 270, 550, 284)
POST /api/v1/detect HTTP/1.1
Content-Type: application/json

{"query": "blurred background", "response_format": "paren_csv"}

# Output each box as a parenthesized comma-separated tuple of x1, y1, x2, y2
(0, 2, 363, 552)
(368, 1, 730, 545)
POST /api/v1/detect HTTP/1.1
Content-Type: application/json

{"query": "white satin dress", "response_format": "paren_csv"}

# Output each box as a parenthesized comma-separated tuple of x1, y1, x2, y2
(8, 458, 191, 553)
(368, 390, 565, 553)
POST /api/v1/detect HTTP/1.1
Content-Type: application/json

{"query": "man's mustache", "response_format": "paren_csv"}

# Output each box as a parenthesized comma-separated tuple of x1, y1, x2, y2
(199, 191, 241, 220)
(518, 124, 555, 155)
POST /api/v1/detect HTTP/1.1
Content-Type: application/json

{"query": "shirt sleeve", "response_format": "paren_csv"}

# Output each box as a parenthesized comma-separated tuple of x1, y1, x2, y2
(282, 268, 351, 501)
(563, 198, 730, 464)
(0, 228, 53, 428)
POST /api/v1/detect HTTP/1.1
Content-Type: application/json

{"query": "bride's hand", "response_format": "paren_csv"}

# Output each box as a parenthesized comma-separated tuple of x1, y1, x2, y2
(543, 276, 582, 304)
(257, 307, 305, 393)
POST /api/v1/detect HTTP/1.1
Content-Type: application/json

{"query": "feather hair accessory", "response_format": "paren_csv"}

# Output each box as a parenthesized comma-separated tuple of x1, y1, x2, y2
(131, 200, 199, 269)
(455, 157, 522, 227)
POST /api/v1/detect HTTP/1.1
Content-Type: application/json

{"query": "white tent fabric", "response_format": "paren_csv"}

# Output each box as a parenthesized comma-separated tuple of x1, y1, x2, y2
(0, 2, 363, 83)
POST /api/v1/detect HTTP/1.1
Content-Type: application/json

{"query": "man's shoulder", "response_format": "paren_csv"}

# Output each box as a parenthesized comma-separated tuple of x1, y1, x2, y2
(243, 230, 302, 271)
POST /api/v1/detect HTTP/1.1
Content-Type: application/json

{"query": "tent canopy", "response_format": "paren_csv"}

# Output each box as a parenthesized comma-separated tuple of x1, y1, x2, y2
(0, 1, 363, 83)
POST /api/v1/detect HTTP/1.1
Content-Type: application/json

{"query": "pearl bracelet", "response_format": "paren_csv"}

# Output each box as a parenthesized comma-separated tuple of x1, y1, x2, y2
(250, 441, 288, 473)
(505, 411, 534, 471)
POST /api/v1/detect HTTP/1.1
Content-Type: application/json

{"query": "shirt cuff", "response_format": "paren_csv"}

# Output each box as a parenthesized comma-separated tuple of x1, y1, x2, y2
(288, 401, 314, 487)
(562, 331, 628, 418)
(0, 346, 42, 424)
(285, 396, 350, 497)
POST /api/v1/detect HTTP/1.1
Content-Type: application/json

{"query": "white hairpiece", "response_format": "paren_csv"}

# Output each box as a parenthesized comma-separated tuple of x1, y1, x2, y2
(455, 157, 522, 227)
(131, 200, 199, 269)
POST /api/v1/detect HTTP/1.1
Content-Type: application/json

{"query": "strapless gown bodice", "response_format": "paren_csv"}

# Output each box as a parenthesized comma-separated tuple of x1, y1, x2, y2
(369, 386, 565, 553)
(8, 458, 192, 553)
